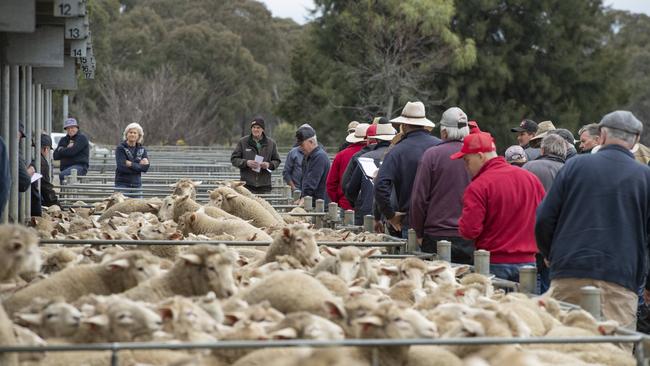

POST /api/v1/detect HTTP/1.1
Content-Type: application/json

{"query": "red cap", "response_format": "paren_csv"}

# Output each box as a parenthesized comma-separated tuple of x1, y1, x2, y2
(450, 132, 497, 160)
(366, 124, 377, 138)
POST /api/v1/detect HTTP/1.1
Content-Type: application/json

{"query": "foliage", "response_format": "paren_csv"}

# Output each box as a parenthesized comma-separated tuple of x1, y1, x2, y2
(272, 121, 299, 147)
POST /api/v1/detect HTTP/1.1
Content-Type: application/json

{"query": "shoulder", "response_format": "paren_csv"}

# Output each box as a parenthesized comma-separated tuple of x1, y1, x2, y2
(265, 136, 277, 145)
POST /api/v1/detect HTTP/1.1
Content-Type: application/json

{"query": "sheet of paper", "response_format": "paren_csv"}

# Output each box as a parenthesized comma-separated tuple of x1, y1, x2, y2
(30, 172, 42, 183)
(358, 157, 380, 179)
(253, 155, 263, 173)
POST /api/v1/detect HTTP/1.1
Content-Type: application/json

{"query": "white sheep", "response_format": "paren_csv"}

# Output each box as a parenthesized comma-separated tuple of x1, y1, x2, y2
(123, 244, 238, 301)
(171, 194, 239, 223)
(4, 251, 162, 315)
(209, 186, 282, 228)
(170, 178, 202, 200)
(312, 246, 379, 284)
(267, 311, 345, 340)
(226, 181, 287, 224)
(97, 198, 161, 221)
(179, 211, 273, 242)
(264, 224, 321, 266)
(13, 297, 82, 338)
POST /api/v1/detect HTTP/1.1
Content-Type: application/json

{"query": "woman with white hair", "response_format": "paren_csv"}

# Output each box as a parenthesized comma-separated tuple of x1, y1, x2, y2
(114, 123, 150, 196)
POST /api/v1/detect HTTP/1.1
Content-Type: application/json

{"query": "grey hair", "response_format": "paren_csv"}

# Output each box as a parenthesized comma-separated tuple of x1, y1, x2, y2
(441, 126, 470, 141)
(601, 127, 637, 146)
(541, 134, 567, 158)
(123, 122, 144, 144)
(578, 123, 600, 138)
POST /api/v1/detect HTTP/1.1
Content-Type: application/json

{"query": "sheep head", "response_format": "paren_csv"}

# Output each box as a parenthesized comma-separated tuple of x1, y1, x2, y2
(275, 224, 321, 267)
(170, 179, 202, 200)
(82, 296, 163, 342)
(269, 312, 345, 340)
(0, 224, 41, 282)
(15, 298, 82, 338)
(158, 195, 176, 221)
(103, 250, 162, 286)
(178, 244, 238, 298)
(323, 246, 379, 283)
(41, 248, 82, 274)
(354, 302, 437, 339)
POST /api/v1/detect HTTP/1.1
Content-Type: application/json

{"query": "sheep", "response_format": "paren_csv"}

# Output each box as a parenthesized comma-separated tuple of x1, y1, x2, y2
(179, 211, 272, 242)
(172, 194, 239, 223)
(312, 246, 379, 284)
(209, 186, 282, 228)
(264, 224, 321, 266)
(40, 248, 83, 275)
(13, 297, 82, 338)
(0, 304, 18, 366)
(170, 178, 202, 200)
(315, 271, 350, 297)
(28, 216, 58, 239)
(223, 300, 285, 326)
(12, 324, 47, 363)
(266, 311, 345, 340)
(97, 197, 162, 221)
(4, 251, 161, 315)
(193, 291, 224, 324)
(407, 346, 463, 366)
(226, 181, 287, 224)
(123, 244, 238, 301)
(238, 270, 340, 316)
(281, 206, 310, 224)
(0, 224, 42, 282)
(157, 296, 219, 342)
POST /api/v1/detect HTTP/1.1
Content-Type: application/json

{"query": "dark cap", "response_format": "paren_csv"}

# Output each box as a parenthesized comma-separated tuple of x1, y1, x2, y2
(19, 122, 25, 138)
(549, 129, 577, 145)
(511, 119, 538, 133)
(40, 133, 52, 147)
(295, 125, 316, 145)
(251, 117, 265, 130)
(598, 110, 643, 135)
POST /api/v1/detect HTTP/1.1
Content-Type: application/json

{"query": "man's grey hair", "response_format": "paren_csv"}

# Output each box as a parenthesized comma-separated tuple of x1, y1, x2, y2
(441, 126, 469, 141)
(541, 134, 567, 158)
(578, 123, 600, 138)
(601, 127, 637, 146)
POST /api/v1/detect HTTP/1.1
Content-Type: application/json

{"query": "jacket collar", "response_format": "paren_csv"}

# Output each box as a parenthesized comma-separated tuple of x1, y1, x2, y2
(599, 144, 635, 159)
(535, 154, 565, 163)
(472, 156, 507, 181)
(401, 128, 430, 141)
(248, 133, 267, 147)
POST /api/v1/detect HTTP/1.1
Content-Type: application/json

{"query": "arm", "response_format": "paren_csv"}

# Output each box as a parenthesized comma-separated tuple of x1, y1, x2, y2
(326, 155, 342, 203)
(53, 134, 89, 158)
(458, 186, 486, 240)
(130, 148, 150, 173)
(341, 157, 358, 195)
(343, 162, 363, 206)
(409, 156, 432, 238)
(282, 149, 295, 185)
(18, 158, 31, 192)
(52, 137, 67, 160)
(230, 140, 247, 169)
(268, 142, 281, 170)
(374, 154, 396, 219)
(535, 169, 566, 258)
(114, 146, 134, 174)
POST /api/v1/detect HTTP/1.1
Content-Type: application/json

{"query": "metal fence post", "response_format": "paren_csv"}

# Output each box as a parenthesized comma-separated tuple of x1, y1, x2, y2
(580, 286, 602, 321)
(344, 210, 354, 226)
(406, 228, 418, 253)
(474, 250, 490, 276)
(314, 199, 324, 229)
(437, 240, 451, 262)
(363, 214, 374, 233)
(519, 266, 537, 294)
(303, 196, 312, 211)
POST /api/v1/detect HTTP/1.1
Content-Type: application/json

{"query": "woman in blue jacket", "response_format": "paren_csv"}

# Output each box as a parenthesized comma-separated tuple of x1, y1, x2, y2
(115, 123, 150, 197)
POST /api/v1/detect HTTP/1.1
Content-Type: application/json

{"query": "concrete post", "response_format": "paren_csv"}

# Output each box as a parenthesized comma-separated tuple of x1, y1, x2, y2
(580, 286, 602, 321)
(406, 228, 418, 253)
(314, 199, 324, 229)
(328, 202, 338, 223)
(19, 66, 28, 221)
(9, 65, 19, 222)
(292, 190, 301, 202)
(474, 250, 490, 276)
(519, 266, 537, 294)
(70, 168, 78, 184)
(303, 196, 312, 212)
(284, 185, 291, 204)
(1, 65, 8, 223)
(436, 240, 452, 262)
(363, 215, 374, 233)
(344, 210, 354, 226)
(62, 93, 68, 126)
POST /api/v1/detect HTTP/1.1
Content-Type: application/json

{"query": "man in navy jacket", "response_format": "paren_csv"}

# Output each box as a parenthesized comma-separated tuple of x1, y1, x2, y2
(295, 125, 330, 207)
(53, 118, 89, 184)
(536, 110, 650, 330)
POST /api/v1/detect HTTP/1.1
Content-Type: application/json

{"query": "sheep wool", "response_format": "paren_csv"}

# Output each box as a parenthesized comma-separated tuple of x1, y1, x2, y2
(98, 198, 162, 221)
(210, 186, 282, 228)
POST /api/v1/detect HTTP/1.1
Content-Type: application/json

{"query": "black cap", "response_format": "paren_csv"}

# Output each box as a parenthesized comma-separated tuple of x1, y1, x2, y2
(251, 117, 265, 130)
(511, 119, 538, 133)
(295, 126, 316, 145)
(40, 133, 52, 148)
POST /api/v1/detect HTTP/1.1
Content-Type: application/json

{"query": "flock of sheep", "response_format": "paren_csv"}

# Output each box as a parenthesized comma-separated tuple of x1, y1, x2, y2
(0, 179, 637, 366)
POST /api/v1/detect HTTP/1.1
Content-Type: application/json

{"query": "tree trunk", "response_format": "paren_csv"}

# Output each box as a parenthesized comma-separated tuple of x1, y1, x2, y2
(385, 94, 394, 119)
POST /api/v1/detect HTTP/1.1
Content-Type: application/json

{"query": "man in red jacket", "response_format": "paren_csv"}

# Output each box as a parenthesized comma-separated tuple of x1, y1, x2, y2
(326, 123, 369, 210)
(451, 132, 545, 282)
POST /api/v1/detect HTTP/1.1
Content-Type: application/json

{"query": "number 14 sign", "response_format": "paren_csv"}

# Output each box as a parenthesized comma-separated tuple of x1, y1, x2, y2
(53, 0, 87, 18)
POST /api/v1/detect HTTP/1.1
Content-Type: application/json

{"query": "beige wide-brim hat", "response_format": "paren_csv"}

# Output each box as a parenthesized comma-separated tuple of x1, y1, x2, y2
(390, 101, 435, 128)
(530, 120, 556, 141)
(346, 123, 370, 143)
(374, 123, 397, 141)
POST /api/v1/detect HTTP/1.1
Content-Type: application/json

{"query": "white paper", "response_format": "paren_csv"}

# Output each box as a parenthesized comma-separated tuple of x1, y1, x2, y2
(30, 172, 42, 183)
(253, 155, 264, 173)
(358, 157, 380, 179)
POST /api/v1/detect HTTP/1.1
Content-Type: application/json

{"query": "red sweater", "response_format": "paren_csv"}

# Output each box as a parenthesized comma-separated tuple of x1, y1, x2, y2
(327, 143, 363, 210)
(459, 157, 545, 263)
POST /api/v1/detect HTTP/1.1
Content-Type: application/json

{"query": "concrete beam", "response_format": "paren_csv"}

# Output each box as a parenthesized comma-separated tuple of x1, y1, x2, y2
(2, 26, 64, 67)
(0, 0, 36, 33)
(33, 56, 77, 90)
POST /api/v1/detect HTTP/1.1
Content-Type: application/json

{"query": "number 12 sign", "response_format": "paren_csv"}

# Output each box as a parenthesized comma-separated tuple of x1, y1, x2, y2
(53, 0, 87, 18)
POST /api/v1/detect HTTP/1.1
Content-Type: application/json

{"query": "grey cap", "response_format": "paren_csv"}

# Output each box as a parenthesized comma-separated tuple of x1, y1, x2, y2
(439, 107, 468, 128)
(598, 110, 643, 135)
(549, 129, 577, 145)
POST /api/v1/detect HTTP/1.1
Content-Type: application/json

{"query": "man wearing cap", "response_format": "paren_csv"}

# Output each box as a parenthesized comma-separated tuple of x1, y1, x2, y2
(230, 117, 281, 194)
(504, 145, 528, 166)
(53, 117, 90, 184)
(578, 123, 601, 154)
(511, 119, 540, 161)
(343, 122, 396, 225)
(548, 129, 577, 160)
(338, 121, 360, 152)
(410, 107, 473, 264)
(536, 110, 650, 330)
(326, 123, 368, 210)
(374, 101, 441, 238)
(453, 132, 545, 282)
(34, 134, 58, 208)
(295, 125, 330, 206)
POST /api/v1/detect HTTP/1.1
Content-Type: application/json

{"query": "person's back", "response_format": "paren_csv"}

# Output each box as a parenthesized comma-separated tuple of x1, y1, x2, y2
(301, 145, 330, 202)
(522, 134, 567, 192)
(282, 146, 304, 191)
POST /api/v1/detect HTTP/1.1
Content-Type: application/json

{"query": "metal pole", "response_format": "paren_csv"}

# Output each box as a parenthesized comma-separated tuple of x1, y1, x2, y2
(9, 65, 19, 223)
(406, 228, 418, 253)
(437, 240, 452, 262)
(314, 199, 324, 229)
(474, 250, 490, 276)
(518, 265, 537, 294)
(46, 89, 52, 134)
(1, 65, 8, 223)
(62, 93, 68, 126)
(20, 66, 28, 221)
(363, 214, 374, 233)
(303, 196, 312, 211)
(344, 210, 354, 226)
(32, 78, 40, 195)
(35, 84, 42, 189)
(580, 286, 602, 321)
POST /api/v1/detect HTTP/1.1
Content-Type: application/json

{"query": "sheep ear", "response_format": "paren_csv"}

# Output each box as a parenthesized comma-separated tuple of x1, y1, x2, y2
(459, 317, 485, 337)
(223, 312, 244, 326)
(323, 300, 347, 320)
(102, 232, 114, 240)
(270, 327, 297, 339)
(427, 265, 448, 276)
(282, 227, 291, 239)
(225, 193, 237, 199)
(190, 213, 198, 223)
(16, 313, 42, 326)
(148, 203, 160, 210)
(236, 255, 249, 266)
(83, 314, 109, 329)
(105, 258, 130, 271)
(158, 307, 175, 321)
(597, 320, 619, 335)
(362, 248, 380, 258)
(180, 253, 202, 265)
(380, 266, 399, 276)
(454, 265, 471, 277)
(30, 217, 38, 226)
(193, 181, 203, 186)
(322, 246, 339, 257)
(116, 212, 129, 218)
(168, 183, 177, 188)
(355, 315, 383, 331)
(207, 189, 213, 194)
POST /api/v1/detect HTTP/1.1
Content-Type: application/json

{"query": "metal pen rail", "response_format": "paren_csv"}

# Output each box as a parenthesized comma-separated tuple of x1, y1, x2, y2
(39, 239, 407, 249)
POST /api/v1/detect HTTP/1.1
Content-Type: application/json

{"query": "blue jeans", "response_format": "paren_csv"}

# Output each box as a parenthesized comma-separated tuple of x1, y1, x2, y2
(59, 164, 87, 184)
(490, 262, 536, 283)
(115, 183, 142, 199)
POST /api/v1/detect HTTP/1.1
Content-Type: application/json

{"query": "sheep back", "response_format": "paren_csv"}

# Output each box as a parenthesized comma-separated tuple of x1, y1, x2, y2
(214, 187, 281, 228)
(98, 198, 161, 221)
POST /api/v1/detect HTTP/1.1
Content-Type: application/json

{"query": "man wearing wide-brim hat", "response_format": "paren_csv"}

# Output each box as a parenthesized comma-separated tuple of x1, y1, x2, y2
(374, 101, 441, 238)
(326, 123, 369, 210)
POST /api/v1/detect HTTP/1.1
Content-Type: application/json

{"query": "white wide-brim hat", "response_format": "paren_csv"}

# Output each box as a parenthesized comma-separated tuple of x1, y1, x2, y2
(374, 123, 397, 141)
(346, 123, 370, 143)
(390, 101, 435, 128)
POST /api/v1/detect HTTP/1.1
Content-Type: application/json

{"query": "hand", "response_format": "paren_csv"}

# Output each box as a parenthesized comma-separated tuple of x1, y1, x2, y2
(543, 258, 550, 267)
(417, 237, 423, 246)
(295, 198, 304, 206)
(246, 160, 260, 170)
(126, 160, 132, 167)
(27, 166, 35, 177)
(67, 142, 74, 148)
(288, 182, 296, 190)
(644, 289, 650, 305)
(260, 162, 270, 170)
(374, 220, 384, 233)
(140, 158, 149, 165)
(388, 212, 405, 232)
